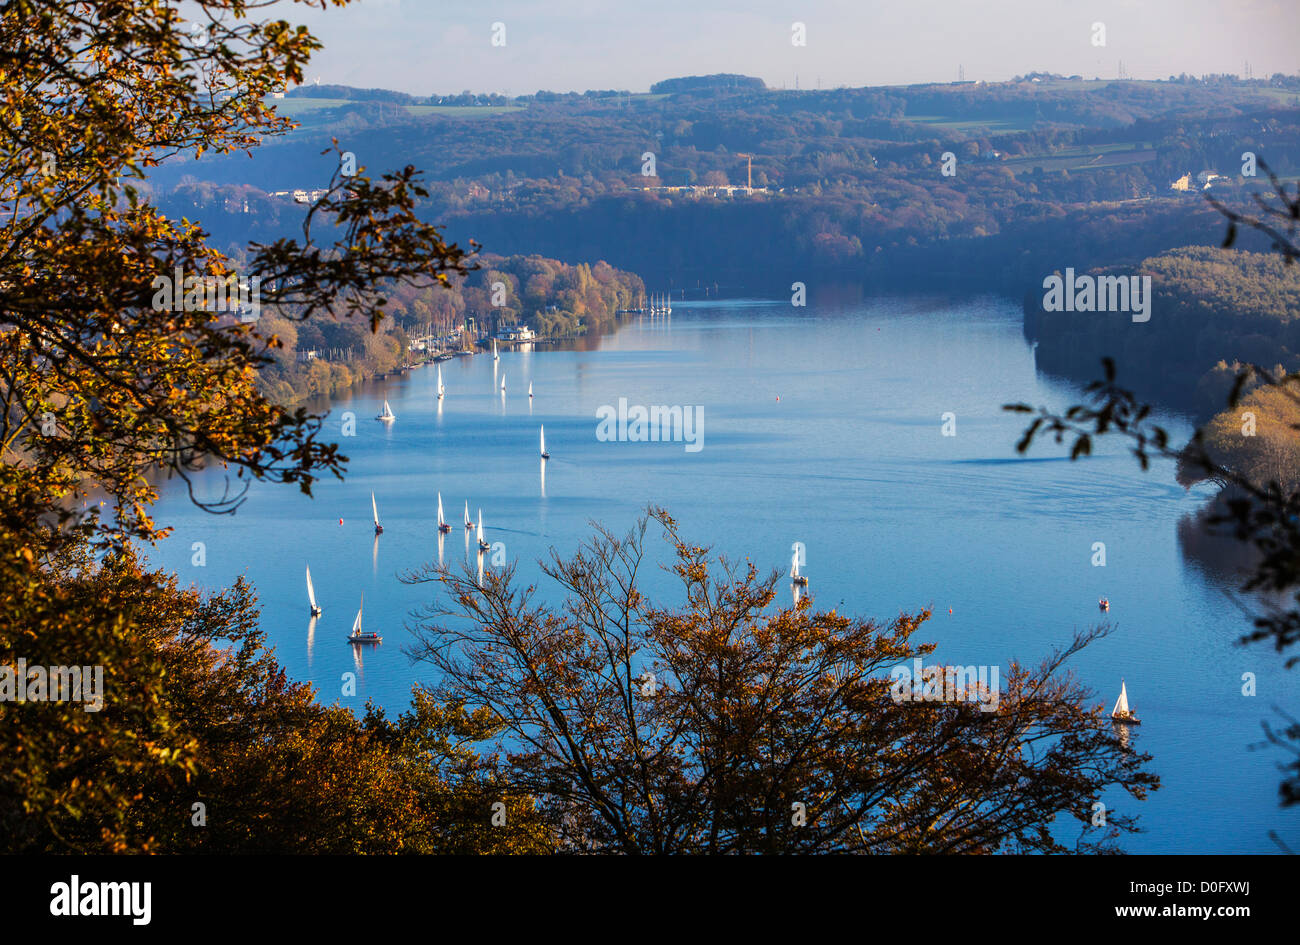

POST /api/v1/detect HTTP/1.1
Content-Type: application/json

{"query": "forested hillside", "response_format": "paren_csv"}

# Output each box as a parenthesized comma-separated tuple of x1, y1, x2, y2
(1025, 247, 1300, 418)
(151, 74, 1300, 290)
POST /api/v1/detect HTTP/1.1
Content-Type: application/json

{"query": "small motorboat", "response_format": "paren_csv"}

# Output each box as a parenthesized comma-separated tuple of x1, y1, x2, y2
(1099, 598, 1110, 612)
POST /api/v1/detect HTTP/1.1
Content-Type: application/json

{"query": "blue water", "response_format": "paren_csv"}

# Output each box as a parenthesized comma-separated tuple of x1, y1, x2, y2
(149, 294, 1299, 853)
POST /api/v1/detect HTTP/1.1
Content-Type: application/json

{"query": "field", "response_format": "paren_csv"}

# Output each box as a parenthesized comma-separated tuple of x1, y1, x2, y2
(271, 98, 526, 119)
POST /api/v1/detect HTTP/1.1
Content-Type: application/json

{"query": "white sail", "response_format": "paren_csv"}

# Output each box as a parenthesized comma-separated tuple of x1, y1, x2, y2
(1112, 681, 1131, 717)
(352, 596, 364, 635)
(492, 338, 498, 360)
(477, 509, 484, 544)
(528, 381, 533, 398)
(500, 372, 506, 392)
(437, 365, 445, 398)
(437, 492, 445, 528)
(540, 425, 546, 456)
(379, 399, 394, 419)
(306, 565, 318, 609)
(791, 552, 801, 579)
(371, 492, 380, 527)
(464, 500, 471, 527)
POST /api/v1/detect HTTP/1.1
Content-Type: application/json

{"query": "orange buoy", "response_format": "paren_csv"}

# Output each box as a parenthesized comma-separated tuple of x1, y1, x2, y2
(948, 608, 952, 614)
(339, 518, 343, 525)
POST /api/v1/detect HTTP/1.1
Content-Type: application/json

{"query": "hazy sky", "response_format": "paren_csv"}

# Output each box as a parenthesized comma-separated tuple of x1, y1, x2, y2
(278, 0, 1295, 95)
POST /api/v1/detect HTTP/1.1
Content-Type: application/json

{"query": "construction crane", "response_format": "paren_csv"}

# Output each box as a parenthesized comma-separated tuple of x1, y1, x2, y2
(736, 153, 754, 194)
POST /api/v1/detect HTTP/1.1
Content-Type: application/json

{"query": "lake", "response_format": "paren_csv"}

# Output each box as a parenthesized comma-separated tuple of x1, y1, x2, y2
(149, 290, 1299, 853)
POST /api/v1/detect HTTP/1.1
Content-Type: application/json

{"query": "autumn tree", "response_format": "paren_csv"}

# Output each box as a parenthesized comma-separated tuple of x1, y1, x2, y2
(0, 1, 552, 852)
(405, 510, 1156, 854)
(0, 0, 473, 546)
(0, 538, 552, 853)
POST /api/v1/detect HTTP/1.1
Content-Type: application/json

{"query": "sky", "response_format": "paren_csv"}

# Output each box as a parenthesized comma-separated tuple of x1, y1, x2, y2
(272, 0, 1297, 96)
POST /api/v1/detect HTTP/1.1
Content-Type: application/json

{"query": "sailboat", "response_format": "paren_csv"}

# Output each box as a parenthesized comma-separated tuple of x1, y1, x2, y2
(376, 399, 396, 422)
(437, 492, 451, 534)
(477, 509, 489, 552)
(437, 365, 445, 400)
(371, 492, 383, 535)
(540, 425, 550, 460)
(463, 499, 473, 531)
(500, 372, 506, 394)
(791, 551, 808, 587)
(347, 593, 381, 644)
(306, 564, 322, 616)
(1111, 679, 1140, 725)
(528, 381, 533, 400)
(492, 338, 499, 361)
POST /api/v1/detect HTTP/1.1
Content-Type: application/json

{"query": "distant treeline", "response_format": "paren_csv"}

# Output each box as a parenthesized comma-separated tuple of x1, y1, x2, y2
(650, 74, 766, 95)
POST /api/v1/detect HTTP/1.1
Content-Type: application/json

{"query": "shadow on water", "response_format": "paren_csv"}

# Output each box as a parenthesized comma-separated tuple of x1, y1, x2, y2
(1176, 494, 1259, 588)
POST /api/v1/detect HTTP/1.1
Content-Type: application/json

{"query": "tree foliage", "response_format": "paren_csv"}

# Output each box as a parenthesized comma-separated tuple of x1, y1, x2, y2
(406, 510, 1156, 854)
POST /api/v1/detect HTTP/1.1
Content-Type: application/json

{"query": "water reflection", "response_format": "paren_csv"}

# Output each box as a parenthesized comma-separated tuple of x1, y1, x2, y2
(1112, 721, 1132, 752)
(306, 615, 317, 668)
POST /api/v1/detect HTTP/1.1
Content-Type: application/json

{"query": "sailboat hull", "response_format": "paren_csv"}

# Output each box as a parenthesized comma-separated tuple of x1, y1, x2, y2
(347, 634, 382, 645)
